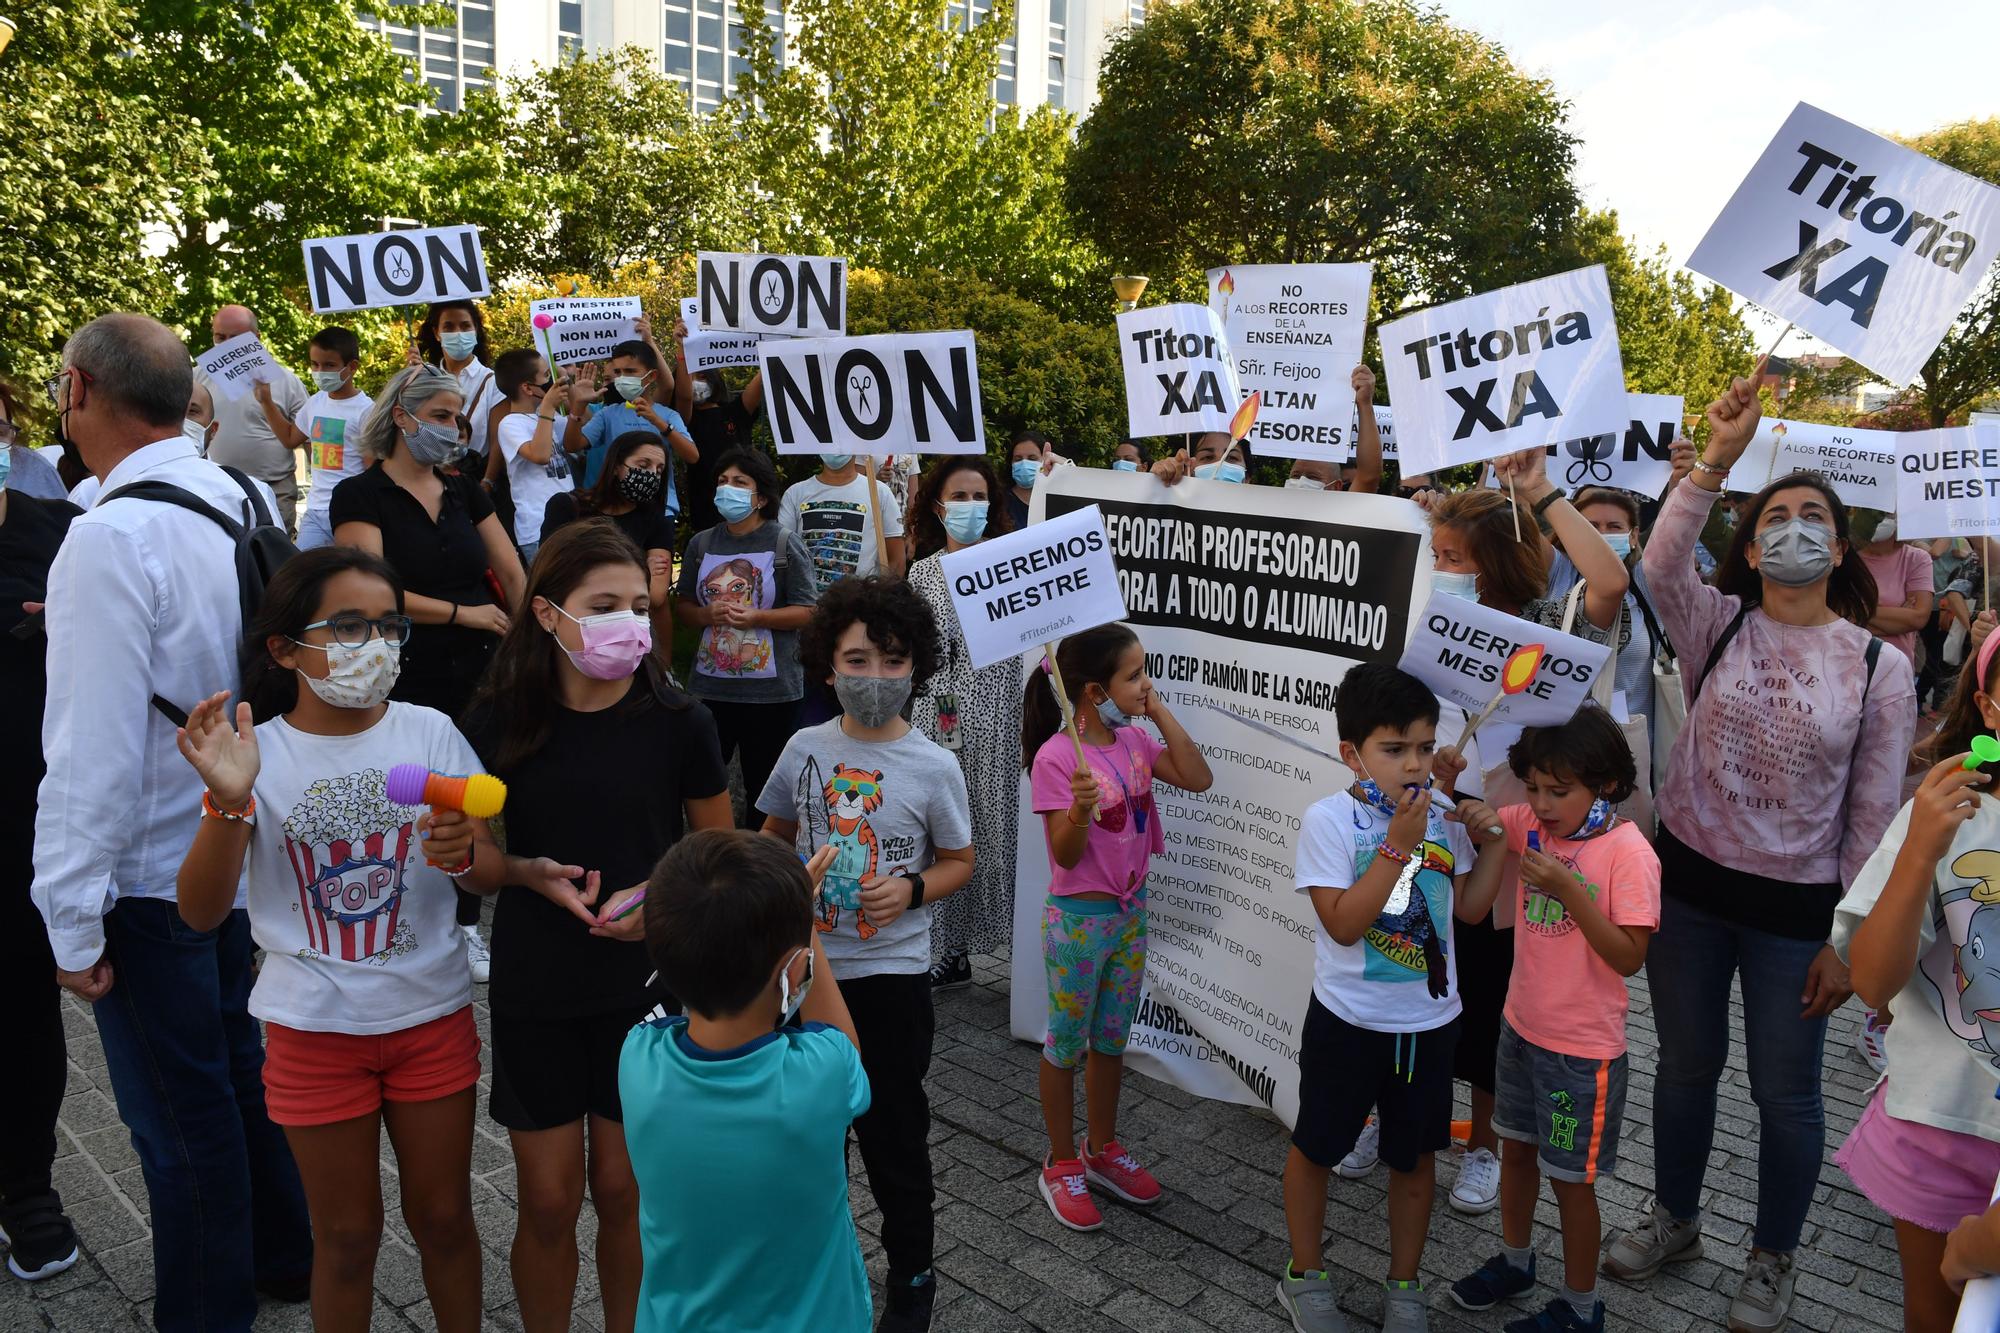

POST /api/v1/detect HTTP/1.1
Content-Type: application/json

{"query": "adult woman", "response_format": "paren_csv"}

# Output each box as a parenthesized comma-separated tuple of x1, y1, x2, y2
(1607, 370, 1914, 1331)
(907, 456, 1021, 990)
(1005, 431, 1051, 530)
(673, 446, 816, 826)
(413, 301, 501, 462)
(1109, 439, 1149, 473)
(1150, 432, 1254, 485)
(464, 521, 731, 1333)
(332, 364, 525, 980)
(542, 432, 676, 652)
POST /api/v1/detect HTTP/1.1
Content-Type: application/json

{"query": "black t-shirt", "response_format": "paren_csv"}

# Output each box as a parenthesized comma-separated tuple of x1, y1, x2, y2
(1005, 489, 1031, 533)
(540, 491, 676, 556)
(684, 398, 759, 529)
(0, 496, 80, 891)
(466, 677, 728, 1018)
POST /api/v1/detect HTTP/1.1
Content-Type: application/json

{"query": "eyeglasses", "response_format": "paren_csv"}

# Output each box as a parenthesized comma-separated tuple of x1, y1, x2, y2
(44, 366, 92, 408)
(296, 614, 414, 648)
(0, 422, 17, 446)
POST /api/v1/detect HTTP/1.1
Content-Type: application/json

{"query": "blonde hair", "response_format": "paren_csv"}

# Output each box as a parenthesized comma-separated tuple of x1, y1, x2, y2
(1430, 488, 1550, 611)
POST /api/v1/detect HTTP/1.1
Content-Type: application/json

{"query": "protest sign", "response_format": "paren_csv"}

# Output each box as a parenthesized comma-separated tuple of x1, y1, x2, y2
(1008, 468, 1431, 1123)
(303, 225, 489, 314)
(197, 332, 280, 403)
(1398, 592, 1613, 728)
(1689, 102, 2000, 386)
(1206, 264, 1372, 461)
(696, 252, 846, 336)
(1380, 265, 1626, 476)
(760, 331, 983, 456)
(678, 296, 767, 371)
(1896, 423, 2000, 538)
(1734, 418, 1899, 509)
(1351, 402, 1396, 463)
(1478, 394, 1684, 497)
(528, 296, 640, 366)
(941, 504, 1126, 670)
(1116, 303, 1244, 439)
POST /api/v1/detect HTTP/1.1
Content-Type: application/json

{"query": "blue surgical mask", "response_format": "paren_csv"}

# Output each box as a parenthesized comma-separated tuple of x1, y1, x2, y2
(440, 331, 478, 361)
(311, 370, 347, 393)
(1011, 459, 1042, 487)
(715, 484, 756, 523)
(1095, 696, 1133, 730)
(1602, 531, 1632, 559)
(1194, 461, 1246, 484)
(0, 443, 11, 491)
(941, 500, 988, 545)
(1110, 459, 1139, 473)
(820, 453, 853, 470)
(1432, 569, 1479, 601)
(1356, 770, 1434, 819)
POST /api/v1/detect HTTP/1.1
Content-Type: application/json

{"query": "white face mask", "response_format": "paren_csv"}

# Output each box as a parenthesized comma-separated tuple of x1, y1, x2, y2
(1284, 476, 1330, 491)
(293, 636, 401, 709)
(182, 418, 209, 450)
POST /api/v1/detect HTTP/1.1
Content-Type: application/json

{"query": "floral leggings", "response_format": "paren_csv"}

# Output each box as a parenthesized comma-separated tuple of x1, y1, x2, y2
(1042, 893, 1147, 1071)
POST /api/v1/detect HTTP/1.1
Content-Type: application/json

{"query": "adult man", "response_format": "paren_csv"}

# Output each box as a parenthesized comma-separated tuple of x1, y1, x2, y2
(200, 304, 307, 533)
(33, 314, 311, 1330)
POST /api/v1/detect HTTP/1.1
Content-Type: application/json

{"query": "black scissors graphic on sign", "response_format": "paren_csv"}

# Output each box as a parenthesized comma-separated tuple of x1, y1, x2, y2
(1563, 435, 1614, 488)
(848, 374, 874, 414)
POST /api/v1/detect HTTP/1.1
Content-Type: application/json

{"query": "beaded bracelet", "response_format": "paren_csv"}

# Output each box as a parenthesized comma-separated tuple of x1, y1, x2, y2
(1376, 840, 1411, 865)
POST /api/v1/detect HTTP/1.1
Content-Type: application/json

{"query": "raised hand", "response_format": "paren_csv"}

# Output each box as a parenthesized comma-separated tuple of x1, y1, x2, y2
(1702, 356, 1769, 465)
(175, 691, 259, 809)
(1351, 363, 1377, 403)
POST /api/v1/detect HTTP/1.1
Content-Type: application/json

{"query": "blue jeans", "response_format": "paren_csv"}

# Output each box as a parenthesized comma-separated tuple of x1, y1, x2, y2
(1647, 892, 1829, 1252)
(95, 900, 311, 1332)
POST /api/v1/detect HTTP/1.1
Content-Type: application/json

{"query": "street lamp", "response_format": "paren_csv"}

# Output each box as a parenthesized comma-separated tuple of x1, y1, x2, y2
(0, 17, 16, 57)
(1111, 274, 1148, 311)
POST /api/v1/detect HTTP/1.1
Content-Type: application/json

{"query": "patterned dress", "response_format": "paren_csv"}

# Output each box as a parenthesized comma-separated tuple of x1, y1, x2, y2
(908, 552, 1022, 959)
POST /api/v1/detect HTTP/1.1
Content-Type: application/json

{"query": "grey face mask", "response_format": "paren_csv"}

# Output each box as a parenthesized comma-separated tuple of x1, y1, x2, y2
(834, 671, 912, 728)
(1755, 516, 1837, 587)
(403, 419, 465, 466)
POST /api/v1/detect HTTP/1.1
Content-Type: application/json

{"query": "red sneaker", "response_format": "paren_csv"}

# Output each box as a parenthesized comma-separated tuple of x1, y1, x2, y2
(1082, 1139, 1162, 1205)
(1037, 1158, 1104, 1231)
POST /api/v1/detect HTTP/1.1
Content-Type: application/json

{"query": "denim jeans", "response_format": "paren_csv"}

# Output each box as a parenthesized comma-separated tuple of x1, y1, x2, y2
(1647, 892, 1829, 1253)
(95, 900, 312, 1332)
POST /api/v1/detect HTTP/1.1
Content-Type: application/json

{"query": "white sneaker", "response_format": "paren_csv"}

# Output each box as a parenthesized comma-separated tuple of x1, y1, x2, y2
(1855, 1010, 1887, 1074)
(1449, 1147, 1500, 1215)
(463, 924, 491, 984)
(1337, 1119, 1380, 1179)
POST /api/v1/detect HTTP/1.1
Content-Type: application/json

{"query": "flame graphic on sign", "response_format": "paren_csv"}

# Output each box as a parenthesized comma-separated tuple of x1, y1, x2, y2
(1228, 390, 1261, 443)
(1218, 270, 1235, 297)
(1500, 644, 1546, 695)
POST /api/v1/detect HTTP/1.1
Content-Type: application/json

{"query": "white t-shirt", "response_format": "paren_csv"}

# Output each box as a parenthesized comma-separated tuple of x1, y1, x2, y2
(241, 702, 479, 1034)
(496, 411, 575, 547)
(778, 473, 905, 593)
(1294, 788, 1476, 1033)
(293, 390, 374, 525)
(454, 362, 502, 456)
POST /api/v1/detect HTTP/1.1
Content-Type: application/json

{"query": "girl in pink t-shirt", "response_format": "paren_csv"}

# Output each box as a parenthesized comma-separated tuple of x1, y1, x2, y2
(1022, 623, 1212, 1233)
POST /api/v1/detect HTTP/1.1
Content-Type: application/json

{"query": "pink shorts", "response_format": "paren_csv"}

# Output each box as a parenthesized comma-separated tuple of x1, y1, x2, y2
(1836, 1082, 2000, 1234)
(263, 1007, 481, 1127)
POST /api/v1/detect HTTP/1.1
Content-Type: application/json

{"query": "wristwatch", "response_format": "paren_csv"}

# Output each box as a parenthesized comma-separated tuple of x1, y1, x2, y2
(906, 872, 927, 912)
(1530, 487, 1568, 521)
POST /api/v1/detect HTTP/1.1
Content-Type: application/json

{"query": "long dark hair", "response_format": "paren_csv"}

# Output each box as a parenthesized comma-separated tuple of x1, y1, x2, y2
(471, 519, 688, 770)
(240, 547, 404, 723)
(417, 300, 492, 368)
(581, 430, 670, 514)
(1022, 622, 1141, 767)
(708, 445, 782, 523)
(1923, 644, 1997, 765)
(908, 456, 1012, 561)
(1713, 471, 1877, 626)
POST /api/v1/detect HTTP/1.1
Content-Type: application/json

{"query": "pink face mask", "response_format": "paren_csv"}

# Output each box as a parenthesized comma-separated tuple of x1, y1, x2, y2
(550, 605, 652, 679)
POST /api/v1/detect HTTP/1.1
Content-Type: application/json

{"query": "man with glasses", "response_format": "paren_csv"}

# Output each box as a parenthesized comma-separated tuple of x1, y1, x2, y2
(32, 314, 313, 1329)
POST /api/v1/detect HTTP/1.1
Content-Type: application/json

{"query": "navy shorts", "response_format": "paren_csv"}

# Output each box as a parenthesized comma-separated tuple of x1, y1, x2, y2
(1292, 994, 1458, 1175)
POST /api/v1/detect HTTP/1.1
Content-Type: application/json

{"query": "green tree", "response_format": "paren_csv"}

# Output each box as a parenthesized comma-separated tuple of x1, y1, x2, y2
(1897, 118, 2000, 426)
(1067, 0, 1581, 313)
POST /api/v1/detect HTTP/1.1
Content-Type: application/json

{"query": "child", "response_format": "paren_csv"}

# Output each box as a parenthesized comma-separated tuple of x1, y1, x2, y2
(620, 830, 868, 1333)
(778, 452, 907, 590)
(756, 577, 974, 1333)
(1447, 708, 1660, 1333)
(254, 325, 370, 550)
(1023, 623, 1213, 1230)
(1278, 663, 1504, 1333)
(1832, 638, 2000, 1333)
(490, 347, 573, 566)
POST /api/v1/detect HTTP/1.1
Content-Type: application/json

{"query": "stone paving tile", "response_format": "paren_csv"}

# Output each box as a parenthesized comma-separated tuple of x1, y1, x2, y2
(5, 942, 1909, 1332)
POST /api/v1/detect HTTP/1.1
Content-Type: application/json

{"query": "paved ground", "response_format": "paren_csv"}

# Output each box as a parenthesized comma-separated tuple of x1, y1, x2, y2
(1, 942, 1909, 1332)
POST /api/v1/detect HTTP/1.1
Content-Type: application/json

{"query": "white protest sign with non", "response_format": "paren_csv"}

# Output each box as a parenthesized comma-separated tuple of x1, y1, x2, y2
(1116, 302, 1243, 438)
(529, 296, 640, 366)
(1688, 102, 2000, 386)
(302, 225, 490, 314)
(1009, 468, 1433, 1124)
(941, 504, 1125, 669)
(1733, 418, 1899, 509)
(1380, 265, 1626, 476)
(1398, 592, 1613, 728)
(1479, 394, 1684, 497)
(1206, 263, 1372, 461)
(761, 331, 983, 455)
(678, 296, 766, 371)
(196, 333, 280, 403)
(1896, 424, 2000, 538)
(696, 252, 846, 336)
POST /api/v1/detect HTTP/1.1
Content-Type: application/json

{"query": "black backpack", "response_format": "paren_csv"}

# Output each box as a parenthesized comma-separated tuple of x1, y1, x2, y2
(102, 464, 299, 726)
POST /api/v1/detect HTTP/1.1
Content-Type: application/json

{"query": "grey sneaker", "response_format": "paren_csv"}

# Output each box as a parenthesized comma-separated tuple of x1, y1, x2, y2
(1727, 1249, 1796, 1333)
(1381, 1282, 1429, 1333)
(1274, 1268, 1348, 1333)
(1603, 1202, 1704, 1280)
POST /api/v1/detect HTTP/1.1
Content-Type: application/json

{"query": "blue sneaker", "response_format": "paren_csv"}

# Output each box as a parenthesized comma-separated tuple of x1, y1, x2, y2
(1449, 1253, 1536, 1311)
(1503, 1297, 1605, 1333)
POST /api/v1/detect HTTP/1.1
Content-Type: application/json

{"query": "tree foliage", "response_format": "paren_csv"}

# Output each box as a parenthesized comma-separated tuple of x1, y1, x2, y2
(1896, 118, 2000, 425)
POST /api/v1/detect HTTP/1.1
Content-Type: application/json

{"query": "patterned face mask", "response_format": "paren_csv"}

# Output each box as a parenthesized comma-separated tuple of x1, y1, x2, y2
(1354, 766, 1432, 818)
(1549, 796, 1614, 841)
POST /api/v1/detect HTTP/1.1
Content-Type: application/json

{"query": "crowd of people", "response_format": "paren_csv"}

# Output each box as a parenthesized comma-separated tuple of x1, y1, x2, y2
(3, 302, 1999, 1333)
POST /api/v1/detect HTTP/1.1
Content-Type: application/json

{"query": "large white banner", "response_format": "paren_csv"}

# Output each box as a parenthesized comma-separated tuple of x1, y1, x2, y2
(1009, 468, 1432, 1124)
(302, 225, 490, 314)
(1734, 418, 1899, 510)
(1689, 102, 2000, 386)
(760, 330, 984, 455)
(1478, 394, 1684, 498)
(1116, 303, 1244, 439)
(529, 296, 640, 367)
(1897, 424, 2000, 538)
(942, 504, 1125, 668)
(1206, 264, 1372, 462)
(696, 252, 847, 336)
(1380, 265, 1627, 476)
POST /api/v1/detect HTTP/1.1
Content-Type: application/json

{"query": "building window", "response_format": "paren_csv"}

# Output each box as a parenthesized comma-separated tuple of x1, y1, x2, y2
(945, 0, 1013, 105)
(663, 0, 783, 114)
(1129, 0, 1148, 23)
(559, 0, 584, 55)
(1046, 0, 1066, 107)
(362, 0, 496, 114)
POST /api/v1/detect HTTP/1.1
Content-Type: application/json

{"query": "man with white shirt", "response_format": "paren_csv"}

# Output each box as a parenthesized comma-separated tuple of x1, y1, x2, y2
(199, 304, 307, 534)
(34, 314, 312, 1329)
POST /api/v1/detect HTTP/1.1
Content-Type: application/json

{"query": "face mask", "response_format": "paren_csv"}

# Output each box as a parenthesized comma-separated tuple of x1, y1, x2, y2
(311, 370, 347, 393)
(1194, 461, 1246, 484)
(1110, 459, 1139, 473)
(402, 418, 465, 466)
(293, 636, 400, 710)
(691, 379, 714, 405)
(1602, 531, 1632, 559)
(1355, 764, 1433, 819)
(1285, 476, 1329, 491)
(714, 484, 756, 523)
(1011, 459, 1042, 487)
(777, 946, 813, 1026)
(1755, 516, 1836, 587)
(0, 443, 11, 491)
(618, 468, 663, 505)
(1550, 796, 1614, 841)
(941, 500, 988, 545)
(551, 605, 652, 680)
(439, 331, 479, 362)
(182, 417, 209, 448)
(1432, 569, 1480, 601)
(820, 453, 853, 471)
(1094, 695, 1135, 730)
(613, 375, 647, 402)
(834, 671, 912, 729)
(1873, 516, 1898, 543)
